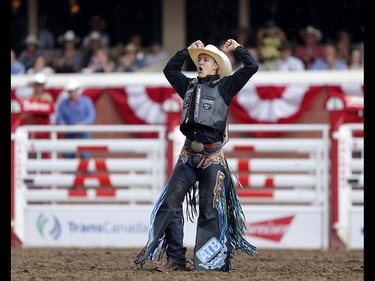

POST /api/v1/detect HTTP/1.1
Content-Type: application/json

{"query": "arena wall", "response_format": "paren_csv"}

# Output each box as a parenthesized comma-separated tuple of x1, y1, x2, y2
(11, 70, 363, 250)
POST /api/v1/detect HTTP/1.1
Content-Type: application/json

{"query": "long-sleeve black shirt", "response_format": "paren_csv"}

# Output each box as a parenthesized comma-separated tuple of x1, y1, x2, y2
(163, 45, 259, 143)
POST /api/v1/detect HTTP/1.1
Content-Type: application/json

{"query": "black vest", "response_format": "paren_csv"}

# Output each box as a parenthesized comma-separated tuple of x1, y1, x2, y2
(180, 79, 228, 136)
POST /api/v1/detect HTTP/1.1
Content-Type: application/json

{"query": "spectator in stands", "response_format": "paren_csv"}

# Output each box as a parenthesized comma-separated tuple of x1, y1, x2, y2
(256, 20, 287, 70)
(81, 31, 103, 69)
(335, 29, 353, 66)
(128, 34, 146, 60)
(18, 34, 44, 71)
(55, 79, 96, 159)
(311, 42, 347, 70)
(82, 15, 110, 49)
(347, 47, 363, 70)
(27, 54, 55, 75)
(356, 25, 364, 65)
(114, 43, 145, 72)
(11, 49, 26, 75)
(271, 42, 305, 71)
(52, 30, 83, 73)
(295, 25, 324, 70)
(109, 41, 125, 64)
(85, 48, 115, 73)
(144, 40, 169, 68)
(38, 15, 55, 49)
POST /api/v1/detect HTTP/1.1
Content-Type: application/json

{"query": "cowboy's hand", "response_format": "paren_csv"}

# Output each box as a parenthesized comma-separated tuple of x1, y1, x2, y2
(223, 39, 239, 52)
(189, 40, 204, 49)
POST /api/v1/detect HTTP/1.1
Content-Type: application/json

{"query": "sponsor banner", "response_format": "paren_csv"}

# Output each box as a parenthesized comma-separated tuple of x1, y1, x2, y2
(349, 209, 364, 249)
(24, 207, 325, 248)
(25, 208, 153, 247)
(241, 209, 324, 249)
(170, 208, 327, 249)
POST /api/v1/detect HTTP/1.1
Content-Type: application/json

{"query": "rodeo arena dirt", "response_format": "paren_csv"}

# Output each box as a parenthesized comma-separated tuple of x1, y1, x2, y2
(11, 72, 364, 280)
(11, 247, 363, 281)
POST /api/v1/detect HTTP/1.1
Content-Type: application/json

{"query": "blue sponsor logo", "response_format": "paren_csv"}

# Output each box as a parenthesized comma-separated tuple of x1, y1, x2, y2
(196, 237, 223, 264)
(36, 213, 62, 240)
(68, 221, 148, 233)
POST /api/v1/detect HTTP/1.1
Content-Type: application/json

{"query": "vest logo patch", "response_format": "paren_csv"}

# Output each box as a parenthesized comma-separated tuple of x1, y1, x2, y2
(196, 237, 223, 264)
(203, 103, 211, 110)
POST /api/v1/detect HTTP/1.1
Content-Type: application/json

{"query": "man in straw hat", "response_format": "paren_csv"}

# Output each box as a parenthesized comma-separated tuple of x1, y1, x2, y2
(295, 25, 324, 69)
(134, 39, 259, 272)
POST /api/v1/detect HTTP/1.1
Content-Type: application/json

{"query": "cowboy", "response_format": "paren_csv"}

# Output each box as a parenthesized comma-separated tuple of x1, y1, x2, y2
(18, 34, 44, 71)
(21, 73, 54, 124)
(295, 25, 325, 69)
(55, 79, 96, 159)
(134, 39, 259, 272)
(52, 30, 83, 73)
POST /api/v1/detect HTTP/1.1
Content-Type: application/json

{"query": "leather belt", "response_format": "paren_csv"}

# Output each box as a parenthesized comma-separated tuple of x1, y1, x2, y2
(185, 139, 222, 152)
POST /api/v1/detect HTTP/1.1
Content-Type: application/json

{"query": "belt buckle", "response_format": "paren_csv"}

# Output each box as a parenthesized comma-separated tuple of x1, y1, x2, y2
(191, 140, 204, 152)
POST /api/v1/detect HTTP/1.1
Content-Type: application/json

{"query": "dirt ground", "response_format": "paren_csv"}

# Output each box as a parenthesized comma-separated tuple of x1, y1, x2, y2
(11, 247, 363, 281)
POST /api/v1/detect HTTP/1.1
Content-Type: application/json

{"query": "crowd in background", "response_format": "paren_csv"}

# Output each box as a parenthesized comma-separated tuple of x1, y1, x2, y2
(11, 16, 364, 76)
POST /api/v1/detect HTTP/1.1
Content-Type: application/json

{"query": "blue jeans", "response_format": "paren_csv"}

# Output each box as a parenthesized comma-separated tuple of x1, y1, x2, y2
(164, 209, 187, 265)
(63, 133, 90, 159)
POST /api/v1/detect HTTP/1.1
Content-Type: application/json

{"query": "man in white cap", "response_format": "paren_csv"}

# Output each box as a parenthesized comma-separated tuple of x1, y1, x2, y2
(135, 39, 259, 272)
(21, 73, 54, 127)
(28, 73, 53, 102)
(55, 79, 96, 159)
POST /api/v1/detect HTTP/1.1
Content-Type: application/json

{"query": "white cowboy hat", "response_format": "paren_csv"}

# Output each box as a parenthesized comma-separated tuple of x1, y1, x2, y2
(88, 31, 101, 41)
(58, 30, 81, 44)
(29, 73, 47, 85)
(300, 25, 322, 42)
(64, 79, 82, 91)
(188, 44, 232, 78)
(24, 34, 39, 46)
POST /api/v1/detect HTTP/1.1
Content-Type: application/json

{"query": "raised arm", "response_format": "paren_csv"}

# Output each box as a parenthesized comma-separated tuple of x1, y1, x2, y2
(163, 40, 205, 97)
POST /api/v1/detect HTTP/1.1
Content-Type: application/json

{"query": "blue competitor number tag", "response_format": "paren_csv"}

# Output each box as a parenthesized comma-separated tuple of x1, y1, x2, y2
(196, 237, 223, 264)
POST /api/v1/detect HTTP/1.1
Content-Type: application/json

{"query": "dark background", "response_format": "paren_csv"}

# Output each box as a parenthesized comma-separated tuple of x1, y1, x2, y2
(11, 0, 364, 53)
